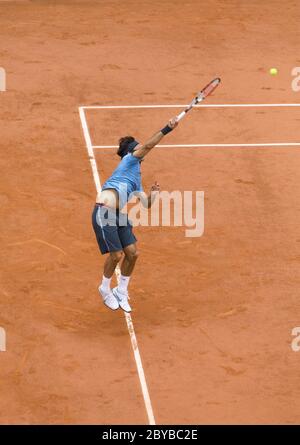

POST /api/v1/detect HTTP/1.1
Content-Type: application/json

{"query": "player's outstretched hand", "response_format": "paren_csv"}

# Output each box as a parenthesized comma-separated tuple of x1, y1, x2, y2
(168, 117, 178, 129)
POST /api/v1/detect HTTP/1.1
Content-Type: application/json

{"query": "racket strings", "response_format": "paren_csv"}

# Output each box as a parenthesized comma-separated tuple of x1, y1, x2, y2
(199, 77, 221, 100)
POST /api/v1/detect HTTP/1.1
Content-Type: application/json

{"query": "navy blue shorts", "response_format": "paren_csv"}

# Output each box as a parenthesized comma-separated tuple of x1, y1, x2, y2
(92, 204, 137, 255)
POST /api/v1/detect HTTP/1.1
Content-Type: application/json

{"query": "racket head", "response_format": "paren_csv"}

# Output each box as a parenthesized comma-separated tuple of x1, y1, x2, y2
(196, 77, 221, 102)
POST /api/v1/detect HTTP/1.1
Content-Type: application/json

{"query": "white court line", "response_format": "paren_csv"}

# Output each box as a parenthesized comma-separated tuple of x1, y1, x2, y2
(78, 107, 156, 426)
(83, 102, 300, 150)
(93, 143, 300, 149)
(82, 103, 300, 109)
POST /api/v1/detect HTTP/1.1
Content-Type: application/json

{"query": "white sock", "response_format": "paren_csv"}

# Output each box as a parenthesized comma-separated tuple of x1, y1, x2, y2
(118, 275, 130, 293)
(101, 275, 112, 292)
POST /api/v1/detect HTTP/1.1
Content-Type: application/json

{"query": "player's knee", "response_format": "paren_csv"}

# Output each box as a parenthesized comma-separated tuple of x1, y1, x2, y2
(110, 251, 123, 263)
(126, 249, 139, 262)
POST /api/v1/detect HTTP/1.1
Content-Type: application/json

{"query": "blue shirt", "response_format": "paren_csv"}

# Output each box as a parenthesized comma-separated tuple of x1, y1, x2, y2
(102, 153, 143, 208)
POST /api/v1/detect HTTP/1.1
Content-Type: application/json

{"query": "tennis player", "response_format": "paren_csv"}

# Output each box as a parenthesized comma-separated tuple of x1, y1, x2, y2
(92, 117, 178, 312)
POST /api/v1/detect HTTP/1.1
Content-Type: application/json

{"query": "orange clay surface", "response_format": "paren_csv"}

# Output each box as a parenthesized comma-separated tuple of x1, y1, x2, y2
(1, 0, 300, 424)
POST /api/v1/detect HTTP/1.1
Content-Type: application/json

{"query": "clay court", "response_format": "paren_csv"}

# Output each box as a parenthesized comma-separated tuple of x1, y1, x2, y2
(1, 0, 300, 425)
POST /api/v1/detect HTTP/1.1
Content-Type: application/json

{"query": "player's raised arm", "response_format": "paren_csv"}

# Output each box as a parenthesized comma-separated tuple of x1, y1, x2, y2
(132, 117, 178, 159)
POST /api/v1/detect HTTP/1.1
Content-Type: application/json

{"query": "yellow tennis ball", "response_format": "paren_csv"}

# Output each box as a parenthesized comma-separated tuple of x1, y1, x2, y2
(270, 68, 278, 75)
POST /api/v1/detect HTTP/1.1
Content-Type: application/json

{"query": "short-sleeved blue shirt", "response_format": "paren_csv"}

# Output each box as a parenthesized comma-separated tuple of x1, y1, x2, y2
(102, 153, 143, 208)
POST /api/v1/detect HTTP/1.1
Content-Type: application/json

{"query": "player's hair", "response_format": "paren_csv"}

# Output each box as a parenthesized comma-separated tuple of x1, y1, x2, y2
(117, 136, 136, 158)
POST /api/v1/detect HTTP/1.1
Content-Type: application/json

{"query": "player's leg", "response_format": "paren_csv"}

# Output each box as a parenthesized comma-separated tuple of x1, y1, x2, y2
(92, 205, 122, 310)
(103, 250, 123, 280)
(101, 250, 123, 291)
(115, 243, 139, 302)
(112, 217, 138, 313)
(121, 243, 139, 276)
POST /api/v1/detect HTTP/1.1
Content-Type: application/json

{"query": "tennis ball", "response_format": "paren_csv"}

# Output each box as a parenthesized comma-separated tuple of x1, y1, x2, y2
(270, 68, 278, 76)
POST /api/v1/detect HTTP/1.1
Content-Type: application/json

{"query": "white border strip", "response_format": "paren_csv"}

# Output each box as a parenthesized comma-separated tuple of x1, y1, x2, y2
(79, 107, 156, 426)
(81, 103, 300, 110)
(93, 142, 300, 148)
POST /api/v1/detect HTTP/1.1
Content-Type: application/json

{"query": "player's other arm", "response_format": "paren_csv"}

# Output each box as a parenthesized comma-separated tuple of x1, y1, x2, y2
(132, 117, 178, 159)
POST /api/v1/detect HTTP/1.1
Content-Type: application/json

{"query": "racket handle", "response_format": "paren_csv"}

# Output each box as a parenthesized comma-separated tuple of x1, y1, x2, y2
(176, 110, 187, 121)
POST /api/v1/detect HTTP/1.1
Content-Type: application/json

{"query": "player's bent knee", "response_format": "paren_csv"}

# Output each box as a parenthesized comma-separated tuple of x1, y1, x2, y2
(110, 251, 123, 263)
(126, 250, 139, 262)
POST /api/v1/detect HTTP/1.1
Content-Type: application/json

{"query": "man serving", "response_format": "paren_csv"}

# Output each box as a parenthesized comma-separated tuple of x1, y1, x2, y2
(92, 117, 178, 312)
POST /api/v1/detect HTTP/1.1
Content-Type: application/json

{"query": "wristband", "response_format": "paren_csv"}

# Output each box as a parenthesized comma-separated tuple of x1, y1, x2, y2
(161, 125, 173, 135)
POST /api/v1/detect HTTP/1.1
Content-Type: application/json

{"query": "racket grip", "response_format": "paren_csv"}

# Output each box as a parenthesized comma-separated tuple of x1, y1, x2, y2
(176, 110, 186, 121)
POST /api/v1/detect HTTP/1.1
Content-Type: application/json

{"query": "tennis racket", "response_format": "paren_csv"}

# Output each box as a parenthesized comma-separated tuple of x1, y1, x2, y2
(176, 77, 221, 122)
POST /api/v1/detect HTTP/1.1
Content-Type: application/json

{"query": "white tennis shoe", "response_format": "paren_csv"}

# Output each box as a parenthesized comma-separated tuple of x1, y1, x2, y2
(99, 286, 119, 311)
(112, 287, 132, 313)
